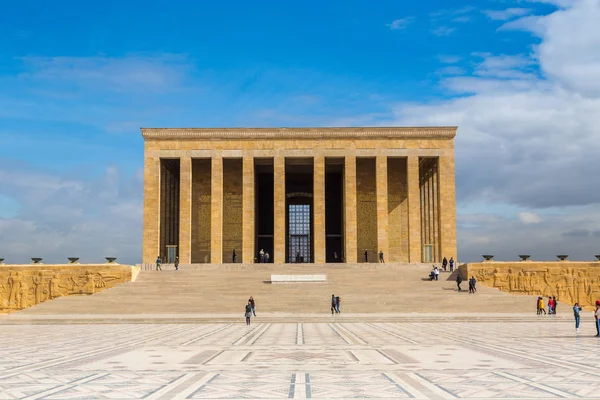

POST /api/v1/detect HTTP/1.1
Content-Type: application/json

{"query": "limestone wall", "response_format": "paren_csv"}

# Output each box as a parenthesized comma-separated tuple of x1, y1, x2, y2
(462, 261, 600, 309)
(0, 264, 135, 313)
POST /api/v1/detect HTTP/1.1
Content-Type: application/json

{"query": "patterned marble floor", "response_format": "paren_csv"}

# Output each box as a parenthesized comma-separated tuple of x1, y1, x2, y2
(1, 319, 599, 399)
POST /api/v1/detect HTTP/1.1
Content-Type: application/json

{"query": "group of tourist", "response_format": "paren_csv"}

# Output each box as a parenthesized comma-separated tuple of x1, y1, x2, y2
(244, 296, 256, 325)
(442, 257, 455, 272)
(331, 294, 341, 314)
(572, 301, 600, 335)
(258, 249, 270, 263)
(537, 296, 559, 315)
(361, 250, 386, 263)
(155, 256, 179, 271)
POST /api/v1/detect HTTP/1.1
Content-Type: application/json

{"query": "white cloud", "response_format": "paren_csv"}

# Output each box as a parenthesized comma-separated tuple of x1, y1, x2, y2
(386, 17, 415, 30)
(431, 26, 456, 36)
(518, 212, 542, 224)
(17, 54, 192, 93)
(390, 0, 600, 261)
(437, 55, 462, 64)
(0, 163, 142, 264)
(483, 8, 533, 21)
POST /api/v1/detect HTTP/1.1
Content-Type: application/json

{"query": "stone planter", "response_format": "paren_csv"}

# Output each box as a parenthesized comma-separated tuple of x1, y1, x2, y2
(68, 258, 80, 264)
(0, 258, 4, 264)
(518, 255, 531, 261)
(595, 255, 600, 261)
(31, 258, 42, 264)
(482, 255, 494, 261)
(557, 255, 569, 261)
(105, 257, 117, 264)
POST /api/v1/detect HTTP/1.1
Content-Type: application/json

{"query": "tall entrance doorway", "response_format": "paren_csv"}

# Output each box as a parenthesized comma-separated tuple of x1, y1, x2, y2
(288, 204, 311, 263)
(285, 158, 314, 263)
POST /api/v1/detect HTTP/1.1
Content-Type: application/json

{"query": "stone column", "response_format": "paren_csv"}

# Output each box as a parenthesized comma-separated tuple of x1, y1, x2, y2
(376, 156, 389, 262)
(313, 156, 326, 263)
(273, 156, 286, 263)
(211, 156, 223, 264)
(179, 157, 192, 264)
(242, 156, 255, 263)
(407, 156, 422, 263)
(143, 157, 160, 264)
(344, 155, 357, 263)
(438, 154, 457, 261)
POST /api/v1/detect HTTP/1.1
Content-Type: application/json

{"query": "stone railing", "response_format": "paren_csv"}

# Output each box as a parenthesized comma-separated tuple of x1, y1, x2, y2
(460, 260, 600, 309)
(0, 263, 138, 313)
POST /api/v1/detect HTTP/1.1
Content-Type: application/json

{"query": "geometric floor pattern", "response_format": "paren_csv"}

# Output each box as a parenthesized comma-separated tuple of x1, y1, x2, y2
(1, 319, 600, 399)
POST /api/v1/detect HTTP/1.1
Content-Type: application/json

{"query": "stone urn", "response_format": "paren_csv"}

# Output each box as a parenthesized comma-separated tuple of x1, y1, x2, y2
(0, 258, 4, 264)
(31, 258, 43, 264)
(482, 255, 494, 261)
(518, 255, 531, 261)
(595, 255, 600, 261)
(105, 257, 117, 264)
(68, 257, 80, 264)
(557, 255, 569, 261)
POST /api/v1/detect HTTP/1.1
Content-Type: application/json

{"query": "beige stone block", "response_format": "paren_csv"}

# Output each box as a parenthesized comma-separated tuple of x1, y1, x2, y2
(376, 156, 389, 261)
(273, 156, 286, 263)
(179, 157, 192, 263)
(439, 154, 457, 260)
(222, 159, 243, 263)
(242, 157, 255, 263)
(143, 157, 160, 264)
(211, 156, 223, 263)
(344, 155, 357, 263)
(407, 156, 421, 262)
(357, 158, 377, 262)
(313, 156, 325, 263)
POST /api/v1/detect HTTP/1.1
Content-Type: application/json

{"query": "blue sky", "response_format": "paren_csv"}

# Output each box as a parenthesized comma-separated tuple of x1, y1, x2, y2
(1, 0, 599, 264)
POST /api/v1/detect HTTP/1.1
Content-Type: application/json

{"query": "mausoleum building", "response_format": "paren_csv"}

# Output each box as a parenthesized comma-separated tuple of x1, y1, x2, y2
(142, 127, 457, 264)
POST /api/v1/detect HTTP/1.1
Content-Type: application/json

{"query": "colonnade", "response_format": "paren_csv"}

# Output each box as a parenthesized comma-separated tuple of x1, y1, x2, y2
(143, 154, 456, 264)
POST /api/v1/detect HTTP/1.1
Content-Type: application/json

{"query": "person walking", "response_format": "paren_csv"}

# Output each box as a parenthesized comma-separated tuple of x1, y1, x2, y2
(553, 296, 558, 314)
(331, 294, 337, 314)
(595, 301, 600, 337)
(245, 301, 252, 325)
(259, 249, 265, 263)
(174, 256, 179, 271)
(548, 297, 554, 314)
(379, 250, 385, 263)
(335, 296, 341, 313)
(333, 252, 338, 262)
(156, 256, 162, 271)
(249, 296, 256, 316)
(573, 302, 582, 332)
(470, 276, 477, 293)
(433, 266, 439, 281)
(538, 297, 547, 315)
(449, 257, 455, 272)
(364, 249, 368, 263)
(232, 249, 237, 263)
(265, 252, 270, 263)
(442, 257, 448, 272)
(456, 274, 463, 291)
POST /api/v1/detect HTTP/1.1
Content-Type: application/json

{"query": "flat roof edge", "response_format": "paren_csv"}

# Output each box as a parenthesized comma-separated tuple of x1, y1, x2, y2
(140, 127, 458, 140)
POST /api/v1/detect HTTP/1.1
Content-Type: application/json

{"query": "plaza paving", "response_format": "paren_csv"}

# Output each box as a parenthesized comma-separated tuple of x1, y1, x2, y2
(2, 316, 600, 399)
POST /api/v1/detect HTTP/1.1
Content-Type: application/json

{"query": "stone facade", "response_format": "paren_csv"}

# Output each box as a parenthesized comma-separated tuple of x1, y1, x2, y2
(0, 264, 136, 313)
(461, 261, 600, 309)
(142, 127, 458, 264)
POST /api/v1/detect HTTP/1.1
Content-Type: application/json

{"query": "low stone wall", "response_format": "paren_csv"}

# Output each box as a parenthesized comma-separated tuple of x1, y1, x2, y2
(0, 264, 136, 313)
(461, 261, 600, 309)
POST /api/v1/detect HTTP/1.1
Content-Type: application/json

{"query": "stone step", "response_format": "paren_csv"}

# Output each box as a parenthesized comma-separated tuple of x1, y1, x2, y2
(17, 263, 540, 315)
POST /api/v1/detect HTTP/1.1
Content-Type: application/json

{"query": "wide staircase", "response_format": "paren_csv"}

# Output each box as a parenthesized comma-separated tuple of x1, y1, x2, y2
(16, 263, 539, 319)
